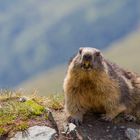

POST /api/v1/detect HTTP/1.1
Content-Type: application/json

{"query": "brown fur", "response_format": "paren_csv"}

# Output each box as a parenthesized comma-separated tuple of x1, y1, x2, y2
(63, 47, 140, 123)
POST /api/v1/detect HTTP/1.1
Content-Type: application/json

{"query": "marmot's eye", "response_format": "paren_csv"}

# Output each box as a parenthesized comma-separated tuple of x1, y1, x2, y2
(79, 48, 83, 54)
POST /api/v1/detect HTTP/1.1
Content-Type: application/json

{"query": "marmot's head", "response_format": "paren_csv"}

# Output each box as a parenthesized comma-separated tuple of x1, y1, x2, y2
(71, 47, 105, 71)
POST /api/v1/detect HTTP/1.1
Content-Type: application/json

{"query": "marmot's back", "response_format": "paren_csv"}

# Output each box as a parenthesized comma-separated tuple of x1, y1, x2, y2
(105, 60, 140, 107)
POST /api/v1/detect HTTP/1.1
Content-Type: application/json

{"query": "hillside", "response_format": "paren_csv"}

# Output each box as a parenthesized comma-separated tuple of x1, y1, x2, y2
(104, 28, 140, 73)
(20, 29, 140, 95)
(0, 0, 140, 87)
(19, 65, 66, 95)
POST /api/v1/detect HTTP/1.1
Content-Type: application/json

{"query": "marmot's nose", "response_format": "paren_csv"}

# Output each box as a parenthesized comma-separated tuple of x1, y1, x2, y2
(83, 54, 92, 61)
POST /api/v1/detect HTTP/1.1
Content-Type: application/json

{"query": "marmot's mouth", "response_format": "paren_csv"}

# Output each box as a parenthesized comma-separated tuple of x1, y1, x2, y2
(81, 61, 93, 70)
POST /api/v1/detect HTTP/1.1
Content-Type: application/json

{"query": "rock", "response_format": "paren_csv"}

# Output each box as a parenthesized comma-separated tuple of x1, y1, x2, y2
(106, 129, 109, 132)
(125, 128, 140, 140)
(69, 123, 77, 132)
(113, 126, 117, 130)
(47, 110, 58, 132)
(62, 123, 77, 139)
(87, 124, 92, 128)
(63, 123, 91, 140)
(10, 126, 57, 140)
(120, 126, 125, 129)
(63, 123, 77, 134)
(107, 135, 113, 138)
(19, 97, 28, 102)
(107, 126, 110, 129)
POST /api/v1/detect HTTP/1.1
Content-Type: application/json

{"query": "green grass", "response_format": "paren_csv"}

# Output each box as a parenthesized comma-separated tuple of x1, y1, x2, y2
(0, 90, 63, 137)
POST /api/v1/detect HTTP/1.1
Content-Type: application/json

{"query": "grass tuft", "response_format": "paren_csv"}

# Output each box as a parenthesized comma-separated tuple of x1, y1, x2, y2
(31, 93, 64, 110)
(0, 128, 5, 136)
(15, 122, 29, 131)
(46, 94, 64, 110)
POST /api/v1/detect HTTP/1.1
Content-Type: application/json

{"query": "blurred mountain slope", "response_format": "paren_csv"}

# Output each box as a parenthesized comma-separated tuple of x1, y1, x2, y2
(0, 0, 140, 87)
(19, 65, 66, 95)
(20, 29, 140, 95)
(104, 28, 140, 73)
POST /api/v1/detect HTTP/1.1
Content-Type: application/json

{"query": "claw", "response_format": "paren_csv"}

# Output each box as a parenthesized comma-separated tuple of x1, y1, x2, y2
(68, 116, 82, 126)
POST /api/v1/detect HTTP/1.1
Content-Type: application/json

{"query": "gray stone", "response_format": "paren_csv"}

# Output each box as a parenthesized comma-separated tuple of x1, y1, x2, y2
(107, 135, 112, 138)
(107, 126, 110, 129)
(87, 124, 92, 128)
(19, 97, 28, 102)
(47, 110, 58, 132)
(63, 123, 77, 134)
(125, 128, 140, 140)
(120, 126, 125, 129)
(62, 123, 77, 139)
(10, 126, 57, 140)
(113, 126, 117, 130)
(69, 123, 76, 132)
(106, 129, 109, 132)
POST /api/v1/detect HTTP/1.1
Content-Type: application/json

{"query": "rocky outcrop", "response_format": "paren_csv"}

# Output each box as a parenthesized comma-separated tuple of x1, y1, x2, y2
(3, 107, 140, 140)
(53, 111, 140, 140)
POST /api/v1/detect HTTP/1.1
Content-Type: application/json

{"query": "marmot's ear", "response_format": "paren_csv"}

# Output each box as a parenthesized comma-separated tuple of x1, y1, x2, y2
(95, 51, 101, 57)
(79, 47, 83, 54)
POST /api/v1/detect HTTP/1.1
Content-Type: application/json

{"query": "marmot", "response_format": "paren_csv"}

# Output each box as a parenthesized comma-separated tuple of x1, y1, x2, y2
(63, 47, 140, 125)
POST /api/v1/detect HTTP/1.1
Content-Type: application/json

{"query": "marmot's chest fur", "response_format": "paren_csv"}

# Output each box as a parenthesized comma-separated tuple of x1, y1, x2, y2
(65, 70, 120, 112)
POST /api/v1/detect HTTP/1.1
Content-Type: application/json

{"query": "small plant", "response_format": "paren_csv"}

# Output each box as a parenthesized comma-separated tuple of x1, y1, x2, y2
(46, 94, 64, 110)
(31, 93, 64, 110)
(0, 128, 5, 136)
(25, 100, 45, 115)
(15, 122, 28, 131)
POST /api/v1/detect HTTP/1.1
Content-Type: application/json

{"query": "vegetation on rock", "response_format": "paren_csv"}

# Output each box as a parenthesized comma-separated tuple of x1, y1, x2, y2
(0, 90, 63, 137)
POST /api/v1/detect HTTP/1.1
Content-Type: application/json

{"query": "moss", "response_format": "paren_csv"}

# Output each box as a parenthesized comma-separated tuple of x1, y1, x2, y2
(0, 116, 15, 126)
(24, 100, 45, 115)
(0, 128, 5, 136)
(45, 114, 49, 120)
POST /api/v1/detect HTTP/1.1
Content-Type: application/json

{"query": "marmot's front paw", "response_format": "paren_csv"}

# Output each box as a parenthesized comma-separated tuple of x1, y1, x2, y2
(68, 116, 82, 126)
(100, 114, 113, 122)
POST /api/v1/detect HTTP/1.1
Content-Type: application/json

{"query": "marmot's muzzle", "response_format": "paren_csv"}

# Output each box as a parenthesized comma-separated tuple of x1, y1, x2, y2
(81, 54, 93, 70)
(81, 60, 93, 70)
